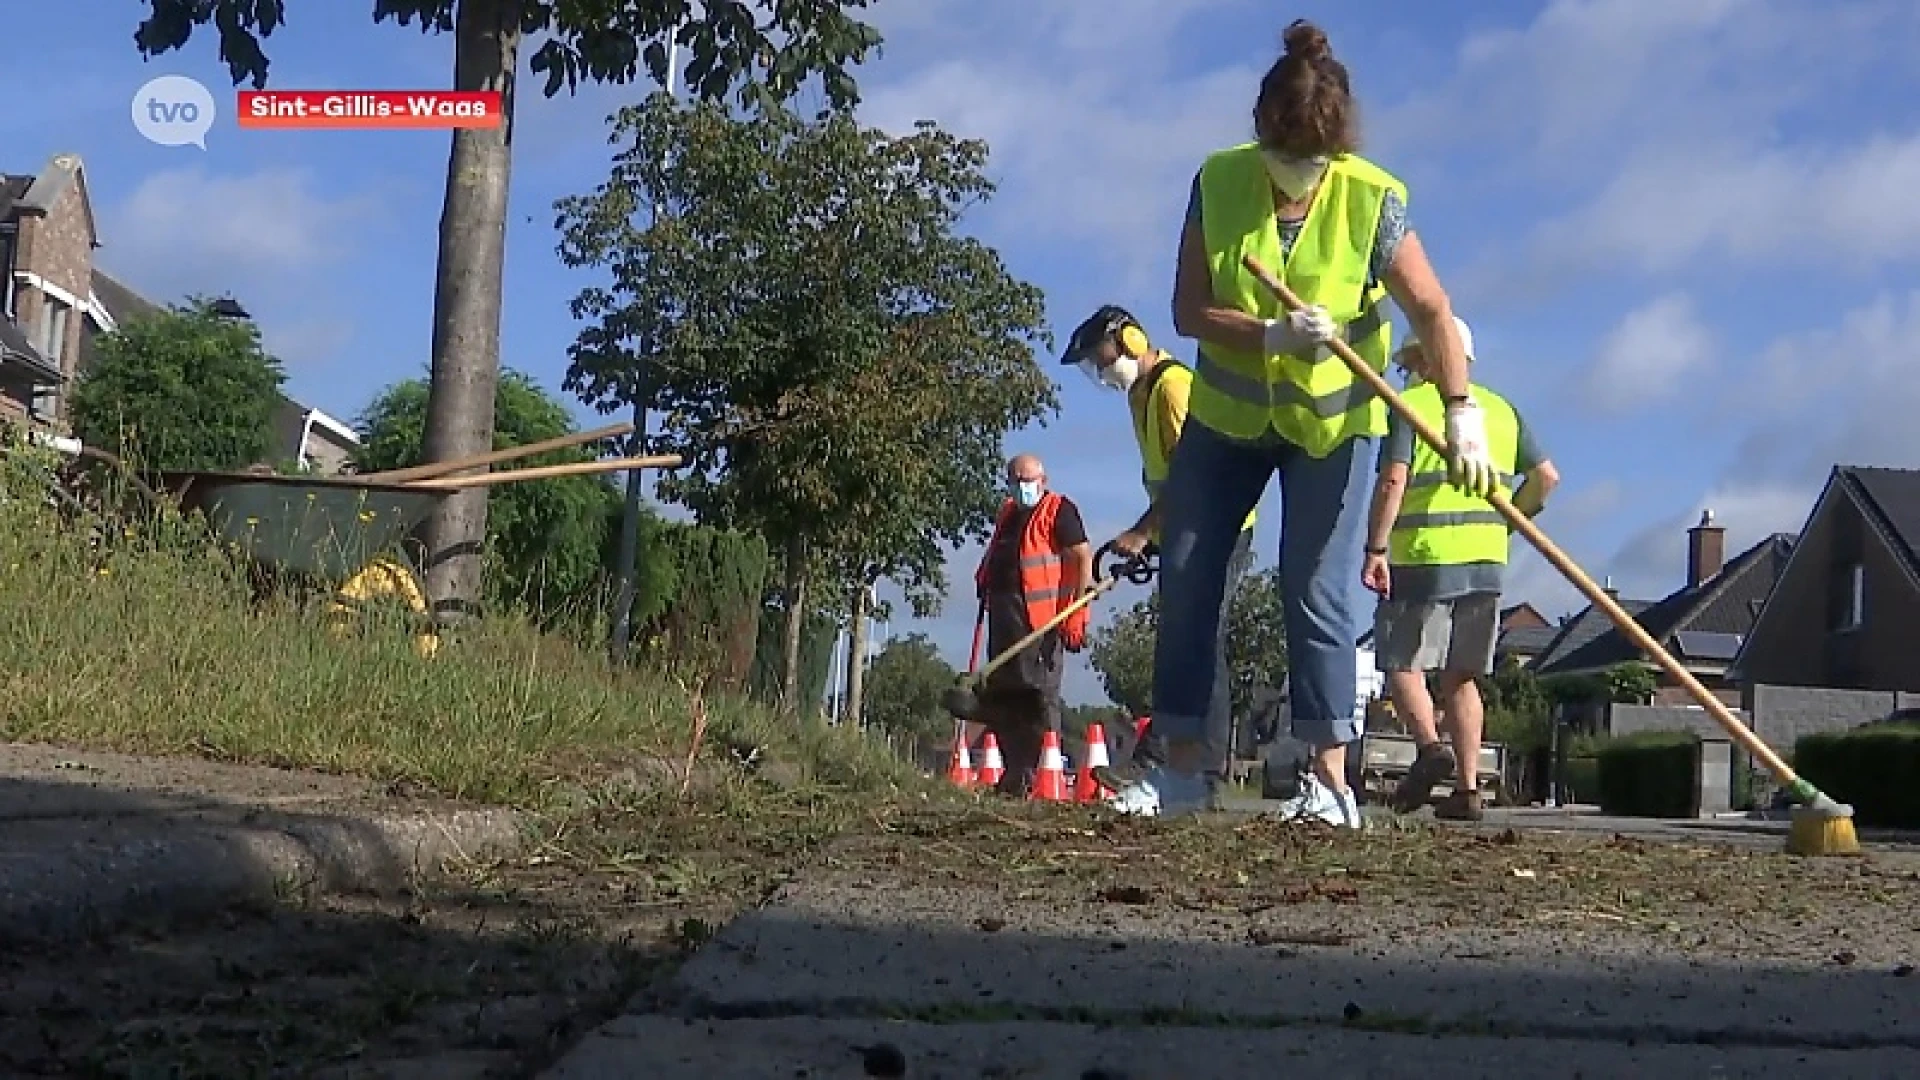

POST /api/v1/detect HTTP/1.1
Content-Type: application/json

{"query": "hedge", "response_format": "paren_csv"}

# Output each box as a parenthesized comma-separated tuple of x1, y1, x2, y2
(749, 606, 836, 714)
(629, 516, 771, 691)
(1794, 723, 1920, 829)
(1594, 731, 1701, 818)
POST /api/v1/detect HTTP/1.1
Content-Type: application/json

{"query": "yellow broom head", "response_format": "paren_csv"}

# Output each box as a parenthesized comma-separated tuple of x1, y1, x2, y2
(1786, 794, 1861, 857)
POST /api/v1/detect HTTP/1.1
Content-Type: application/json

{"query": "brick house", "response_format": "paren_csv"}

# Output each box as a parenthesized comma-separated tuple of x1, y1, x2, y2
(3, 152, 357, 472)
(1495, 602, 1557, 668)
(1530, 512, 1794, 707)
(1730, 466, 1920, 692)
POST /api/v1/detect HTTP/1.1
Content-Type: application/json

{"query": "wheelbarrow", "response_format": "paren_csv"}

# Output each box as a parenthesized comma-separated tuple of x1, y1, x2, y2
(158, 470, 451, 657)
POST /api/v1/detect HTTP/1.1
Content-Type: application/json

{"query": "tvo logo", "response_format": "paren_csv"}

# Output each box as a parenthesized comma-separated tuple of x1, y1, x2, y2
(132, 75, 216, 148)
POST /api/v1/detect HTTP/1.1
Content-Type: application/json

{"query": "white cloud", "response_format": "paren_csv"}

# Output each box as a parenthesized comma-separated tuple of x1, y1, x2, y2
(1603, 483, 1813, 601)
(1581, 293, 1714, 411)
(104, 167, 379, 290)
(1525, 134, 1920, 277)
(856, 2, 1261, 293)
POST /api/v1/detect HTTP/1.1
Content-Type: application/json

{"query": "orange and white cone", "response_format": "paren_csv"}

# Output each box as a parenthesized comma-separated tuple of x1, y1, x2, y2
(1077, 723, 1113, 802)
(946, 728, 976, 788)
(976, 734, 1005, 788)
(1031, 729, 1069, 802)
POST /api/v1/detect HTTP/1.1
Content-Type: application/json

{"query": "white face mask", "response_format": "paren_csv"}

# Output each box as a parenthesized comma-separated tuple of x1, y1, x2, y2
(1096, 354, 1139, 392)
(1261, 150, 1329, 201)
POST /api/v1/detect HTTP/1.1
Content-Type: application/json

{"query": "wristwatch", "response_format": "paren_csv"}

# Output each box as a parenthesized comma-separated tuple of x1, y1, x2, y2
(1364, 545, 1387, 556)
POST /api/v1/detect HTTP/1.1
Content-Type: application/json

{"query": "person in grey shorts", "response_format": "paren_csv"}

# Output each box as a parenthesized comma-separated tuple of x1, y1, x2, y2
(1360, 315, 1559, 821)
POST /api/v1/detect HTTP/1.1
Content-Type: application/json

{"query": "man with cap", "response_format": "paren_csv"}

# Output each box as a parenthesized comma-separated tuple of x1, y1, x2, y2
(1060, 306, 1264, 812)
(1361, 314, 1558, 820)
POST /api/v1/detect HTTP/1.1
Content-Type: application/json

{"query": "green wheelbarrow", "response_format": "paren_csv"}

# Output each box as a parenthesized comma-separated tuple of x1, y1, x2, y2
(159, 470, 449, 657)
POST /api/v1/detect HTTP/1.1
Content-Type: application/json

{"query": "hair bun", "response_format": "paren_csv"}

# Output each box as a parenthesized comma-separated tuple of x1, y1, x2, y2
(1282, 20, 1331, 62)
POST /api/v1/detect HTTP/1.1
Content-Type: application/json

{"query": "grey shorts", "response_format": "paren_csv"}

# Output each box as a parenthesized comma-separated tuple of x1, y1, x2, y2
(1374, 592, 1500, 675)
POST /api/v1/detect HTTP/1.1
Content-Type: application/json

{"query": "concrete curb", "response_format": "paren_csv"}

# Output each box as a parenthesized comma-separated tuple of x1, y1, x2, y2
(0, 802, 525, 948)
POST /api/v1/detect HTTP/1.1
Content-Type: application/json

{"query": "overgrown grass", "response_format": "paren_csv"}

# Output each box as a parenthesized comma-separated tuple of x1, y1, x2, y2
(0, 443, 917, 806)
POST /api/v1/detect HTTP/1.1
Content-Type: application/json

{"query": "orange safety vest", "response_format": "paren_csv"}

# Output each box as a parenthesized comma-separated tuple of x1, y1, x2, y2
(974, 492, 1089, 640)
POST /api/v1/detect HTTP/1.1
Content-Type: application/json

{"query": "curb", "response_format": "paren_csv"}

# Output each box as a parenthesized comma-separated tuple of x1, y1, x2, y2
(0, 802, 525, 948)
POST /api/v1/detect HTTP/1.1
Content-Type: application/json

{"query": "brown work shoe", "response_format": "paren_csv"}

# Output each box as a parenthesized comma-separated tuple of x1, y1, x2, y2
(1433, 789, 1484, 822)
(1389, 742, 1457, 813)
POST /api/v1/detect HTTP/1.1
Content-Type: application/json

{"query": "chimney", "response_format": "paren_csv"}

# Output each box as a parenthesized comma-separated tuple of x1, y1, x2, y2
(1602, 574, 1617, 597)
(1687, 509, 1725, 588)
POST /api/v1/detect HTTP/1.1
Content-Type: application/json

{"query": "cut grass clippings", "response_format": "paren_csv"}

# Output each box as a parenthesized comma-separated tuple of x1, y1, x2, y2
(0, 446, 918, 807)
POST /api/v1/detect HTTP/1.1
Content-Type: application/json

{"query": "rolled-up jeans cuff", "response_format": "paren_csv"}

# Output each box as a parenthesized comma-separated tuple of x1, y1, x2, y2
(1148, 713, 1213, 760)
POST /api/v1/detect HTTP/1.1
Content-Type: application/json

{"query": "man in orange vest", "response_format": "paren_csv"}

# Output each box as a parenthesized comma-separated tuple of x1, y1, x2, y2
(972, 453, 1095, 795)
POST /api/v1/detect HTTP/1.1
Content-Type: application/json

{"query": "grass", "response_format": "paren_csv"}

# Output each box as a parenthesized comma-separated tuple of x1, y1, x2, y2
(0, 443, 917, 807)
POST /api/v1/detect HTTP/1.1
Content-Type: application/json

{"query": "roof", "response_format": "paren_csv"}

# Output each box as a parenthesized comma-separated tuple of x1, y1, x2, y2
(1533, 532, 1796, 676)
(1530, 597, 1651, 673)
(1843, 466, 1920, 583)
(1498, 625, 1558, 654)
(0, 318, 60, 382)
(88, 268, 162, 328)
(0, 154, 95, 244)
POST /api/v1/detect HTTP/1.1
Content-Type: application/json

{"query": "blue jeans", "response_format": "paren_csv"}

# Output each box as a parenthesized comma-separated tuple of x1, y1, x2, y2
(1142, 528, 1252, 778)
(1152, 420, 1373, 757)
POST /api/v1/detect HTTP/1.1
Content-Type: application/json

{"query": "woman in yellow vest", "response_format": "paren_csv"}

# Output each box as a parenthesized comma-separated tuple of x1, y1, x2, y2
(1061, 304, 1256, 801)
(1104, 20, 1498, 823)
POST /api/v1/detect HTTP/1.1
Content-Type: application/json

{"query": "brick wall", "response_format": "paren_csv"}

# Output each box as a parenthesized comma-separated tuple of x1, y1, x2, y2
(9, 155, 96, 425)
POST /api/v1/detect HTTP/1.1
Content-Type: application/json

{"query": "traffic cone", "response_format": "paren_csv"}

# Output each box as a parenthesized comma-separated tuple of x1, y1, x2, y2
(976, 734, 1005, 788)
(946, 729, 976, 788)
(1031, 729, 1068, 802)
(1077, 723, 1113, 802)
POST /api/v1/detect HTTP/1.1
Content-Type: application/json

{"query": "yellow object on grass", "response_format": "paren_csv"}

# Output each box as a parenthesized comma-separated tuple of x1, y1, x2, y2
(327, 556, 440, 659)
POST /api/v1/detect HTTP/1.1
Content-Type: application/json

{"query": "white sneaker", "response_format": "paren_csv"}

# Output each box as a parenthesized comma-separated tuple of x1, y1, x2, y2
(1273, 774, 1350, 827)
(1104, 766, 1212, 819)
(1332, 785, 1364, 830)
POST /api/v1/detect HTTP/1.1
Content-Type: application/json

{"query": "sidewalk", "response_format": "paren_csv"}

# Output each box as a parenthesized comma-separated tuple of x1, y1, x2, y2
(0, 741, 523, 946)
(545, 805, 1920, 1078)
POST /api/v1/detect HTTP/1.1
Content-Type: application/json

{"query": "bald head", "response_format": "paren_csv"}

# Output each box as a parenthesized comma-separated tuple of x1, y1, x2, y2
(1007, 454, 1044, 484)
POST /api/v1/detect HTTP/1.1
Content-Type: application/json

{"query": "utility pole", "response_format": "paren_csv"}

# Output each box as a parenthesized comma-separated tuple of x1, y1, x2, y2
(608, 35, 681, 666)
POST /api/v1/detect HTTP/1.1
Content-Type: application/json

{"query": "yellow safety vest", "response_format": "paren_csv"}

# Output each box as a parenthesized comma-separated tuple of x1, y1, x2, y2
(1192, 144, 1405, 457)
(1128, 357, 1255, 540)
(1390, 382, 1522, 567)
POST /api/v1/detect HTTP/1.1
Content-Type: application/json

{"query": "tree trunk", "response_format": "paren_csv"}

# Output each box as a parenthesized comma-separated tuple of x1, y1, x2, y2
(845, 581, 871, 730)
(419, 0, 519, 623)
(779, 533, 809, 718)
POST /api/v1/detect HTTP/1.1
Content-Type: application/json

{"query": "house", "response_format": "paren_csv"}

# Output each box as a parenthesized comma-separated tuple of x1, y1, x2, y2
(1531, 511, 1794, 707)
(1495, 602, 1557, 668)
(1731, 466, 1920, 692)
(4, 152, 357, 472)
(2, 153, 104, 426)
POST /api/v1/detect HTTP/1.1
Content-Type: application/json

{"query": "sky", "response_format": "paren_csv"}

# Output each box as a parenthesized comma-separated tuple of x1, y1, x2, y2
(8, 0, 1920, 706)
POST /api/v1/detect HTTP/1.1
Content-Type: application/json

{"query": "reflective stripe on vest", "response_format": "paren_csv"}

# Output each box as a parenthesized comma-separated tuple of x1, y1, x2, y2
(1191, 144, 1405, 458)
(1130, 357, 1255, 539)
(975, 492, 1085, 635)
(1389, 382, 1522, 567)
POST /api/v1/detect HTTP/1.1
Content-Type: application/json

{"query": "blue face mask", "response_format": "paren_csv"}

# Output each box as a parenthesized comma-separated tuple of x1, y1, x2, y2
(1013, 480, 1042, 508)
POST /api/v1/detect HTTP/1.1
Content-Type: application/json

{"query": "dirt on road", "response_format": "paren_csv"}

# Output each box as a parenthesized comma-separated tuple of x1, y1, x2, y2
(4, 796, 1917, 1077)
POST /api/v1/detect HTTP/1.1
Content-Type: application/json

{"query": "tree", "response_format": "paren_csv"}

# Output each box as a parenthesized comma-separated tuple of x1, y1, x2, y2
(1604, 661, 1660, 704)
(71, 297, 286, 471)
(354, 368, 618, 617)
(1087, 556, 1289, 723)
(861, 633, 957, 751)
(557, 98, 1055, 716)
(135, 0, 886, 619)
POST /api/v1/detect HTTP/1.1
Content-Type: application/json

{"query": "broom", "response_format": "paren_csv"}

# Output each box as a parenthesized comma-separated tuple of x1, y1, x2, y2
(1241, 254, 1859, 857)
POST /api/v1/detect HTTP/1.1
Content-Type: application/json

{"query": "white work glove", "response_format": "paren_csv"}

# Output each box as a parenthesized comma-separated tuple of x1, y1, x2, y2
(1443, 396, 1499, 498)
(1262, 305, 1336, 357)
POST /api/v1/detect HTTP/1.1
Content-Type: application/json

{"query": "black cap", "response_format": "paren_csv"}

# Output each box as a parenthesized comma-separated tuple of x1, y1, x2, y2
(1062, 304, 1139, 366)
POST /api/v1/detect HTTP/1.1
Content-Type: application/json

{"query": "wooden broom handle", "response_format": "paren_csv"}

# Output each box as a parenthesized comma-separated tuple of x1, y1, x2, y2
(406, 454, 682, 491)
(1241, 253, 1802, 787)
(361, 421, 636, 483)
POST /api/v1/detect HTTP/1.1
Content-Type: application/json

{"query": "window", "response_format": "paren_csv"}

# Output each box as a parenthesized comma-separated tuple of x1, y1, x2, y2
(42, 298, 70, 369)
(1833, 562, 1865, 632)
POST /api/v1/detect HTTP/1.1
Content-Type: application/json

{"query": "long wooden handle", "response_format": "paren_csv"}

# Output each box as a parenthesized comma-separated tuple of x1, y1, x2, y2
(1241, 254, 1802, 788)
(362, 422, 636, 483)
(966, 601, 987, 675)
(974, 574, 1120, 684)
(406, 454, 683, 491)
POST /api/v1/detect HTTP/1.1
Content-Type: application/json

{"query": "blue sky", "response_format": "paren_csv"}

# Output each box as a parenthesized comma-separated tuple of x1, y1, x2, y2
(9, 1, 1920, 705)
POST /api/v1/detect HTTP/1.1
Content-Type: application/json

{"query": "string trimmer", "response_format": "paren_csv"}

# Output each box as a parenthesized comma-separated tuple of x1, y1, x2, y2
(940, 543, 1157, 722)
